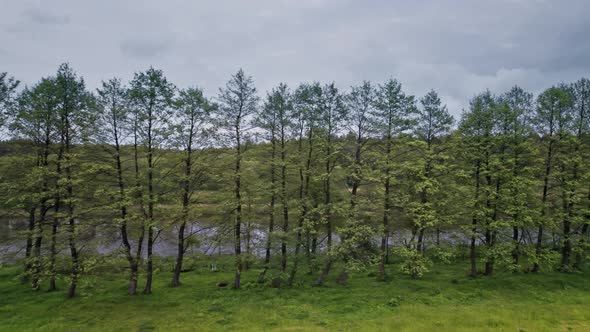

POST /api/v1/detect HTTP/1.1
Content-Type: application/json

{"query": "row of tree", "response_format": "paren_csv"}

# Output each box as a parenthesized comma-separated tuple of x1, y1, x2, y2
(0, 65, 588, 297)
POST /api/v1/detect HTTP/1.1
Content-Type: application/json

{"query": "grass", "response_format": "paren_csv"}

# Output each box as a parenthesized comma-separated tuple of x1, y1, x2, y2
(1, 258, 590, 331)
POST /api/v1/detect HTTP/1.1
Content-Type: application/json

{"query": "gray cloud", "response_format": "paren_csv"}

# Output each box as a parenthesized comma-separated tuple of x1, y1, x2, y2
(22, 8, 70, 25)
(1, 0, 589, 117)
(120, 38, 173, 59)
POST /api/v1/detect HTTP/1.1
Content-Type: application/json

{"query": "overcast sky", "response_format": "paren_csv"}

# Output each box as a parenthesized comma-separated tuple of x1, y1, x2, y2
(1, 0, 589, 116)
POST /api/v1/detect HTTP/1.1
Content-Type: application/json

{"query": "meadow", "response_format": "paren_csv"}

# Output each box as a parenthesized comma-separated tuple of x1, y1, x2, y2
(1, 258, 589, 331)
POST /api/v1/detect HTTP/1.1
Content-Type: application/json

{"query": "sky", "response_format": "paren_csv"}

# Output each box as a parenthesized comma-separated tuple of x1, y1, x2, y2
(1, 0, 589, 117)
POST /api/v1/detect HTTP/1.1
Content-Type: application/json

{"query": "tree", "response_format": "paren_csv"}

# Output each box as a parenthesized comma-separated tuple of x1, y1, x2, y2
(331, 81, 376, 284)
(372, 79, 416, 280)
(10, 79, 57, 287)
(129, 68, 175, 294)
(95, 77, 145, 295)
(315, 82, 347, 286)
(532, 86, 573, 272)
(496, 86, 536, 269)
(557, 80, 589, 270)
(288, 82, 322, 287)
(0, 72, 20, 133)
(52, 63, 93, 297)
(256, 83, 293, 280)
(171, 87, 214, 287)
(570, 78, 590, 269)
(459, 91, 495, 277)
(410, 90, 454, 254)
(217, 69, 258, 289)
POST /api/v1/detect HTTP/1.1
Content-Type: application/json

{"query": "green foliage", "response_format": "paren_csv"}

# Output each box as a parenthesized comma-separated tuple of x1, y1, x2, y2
(394, 246, 432, 279)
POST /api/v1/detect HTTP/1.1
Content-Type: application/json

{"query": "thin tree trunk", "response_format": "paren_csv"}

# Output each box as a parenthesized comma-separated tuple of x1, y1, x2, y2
(233, 119, 243, 289)
(534, 134, 554, 273)
(48, 216, 58, 292)
(130, 119, 145, 295)
(111, 109, 138, 295)
(417, 146, 432, 253)
(470, 162, 481, 278)
(280, 132, 289, 272)
(574, 223, 589, 269)
(288, 126, 312, 287)
(316, 135, 333, 284)
(172, 122, 193, 287)
(245, 218, 252, 271)
(378, 135, 392, 281)
(31, 206, 45, 290)
(484, 155, 498, 276)
(512, 226, 519, 267)
(260, 135, 276, 282)
(144, 109, 155, 295)
(66, 214, 79, 298)
(574, 184, 590, 269)
(560, 182, 572, 269)
(23, 207, 36, 282)
(48, 143, 64, 292)
(144, 227, 154, 294)
(65, 115, 79, 298)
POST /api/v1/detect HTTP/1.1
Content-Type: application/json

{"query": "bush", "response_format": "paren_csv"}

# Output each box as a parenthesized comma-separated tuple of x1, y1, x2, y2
(387, 295, 403, 307)
(394, 247, 432, 279)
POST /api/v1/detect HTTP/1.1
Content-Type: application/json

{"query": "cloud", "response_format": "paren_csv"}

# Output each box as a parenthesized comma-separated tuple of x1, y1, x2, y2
(120, 38, 173, 59)
(22, 8, 70, 25)
(0, 0, 589, 118)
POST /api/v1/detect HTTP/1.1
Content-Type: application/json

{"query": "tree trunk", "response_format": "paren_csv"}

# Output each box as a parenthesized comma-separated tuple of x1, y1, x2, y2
(23, 207, 36, 282)
(260, 132, 276, 282)
(31, 206, 45, 290)
(288, 127, 312, 287)
(417, 228, 425, 254)
(469, 231, 477, 277)
(315, 259, 332, 286)
(534, 133, 554, 273)
(470, 163, 481, 278)
(129, 263, 139, 295)
(287, 219, 303, 287)
(336, 270, 348, 286)
(171, 221, 186, 287)
(172, 132, 193, 287)
(113, 118, 139, 294)
(64, 115, 79, 298)
(512, 226, 519, 267)
(48, 217, 58, 291)
(280, 128, 289, 273)
(260, 178, 275, 281)
(560, 184, 572, 270)
(378, 135, 393, 281)
(484, 167, 499, 276)
(574, 223, 589, 269)
(144, 116, 155, 295)
(533, 225, 543, 273)
(48, 145, 63, 292)
(66, 216, 79, 298)
(130, 121, 145, 295)
(561, 219, 571, 269)
(484, 229, 493, 276)
(144, 227, 154, 294)
(233, 120, 243, 289)
(317, 136, 333, 283)
(32, 119, 52, 290)
(245, 219, 252, 272)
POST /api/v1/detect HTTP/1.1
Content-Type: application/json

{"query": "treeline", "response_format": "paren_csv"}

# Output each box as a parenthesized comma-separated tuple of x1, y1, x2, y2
(0, 65, 589, 297)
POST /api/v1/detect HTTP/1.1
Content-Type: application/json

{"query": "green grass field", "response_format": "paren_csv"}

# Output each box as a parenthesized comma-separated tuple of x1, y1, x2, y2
(1, 259, 589, 331)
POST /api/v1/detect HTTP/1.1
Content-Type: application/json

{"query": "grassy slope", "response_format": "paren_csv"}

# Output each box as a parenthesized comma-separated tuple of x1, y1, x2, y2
(1, 260, 589, 332)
